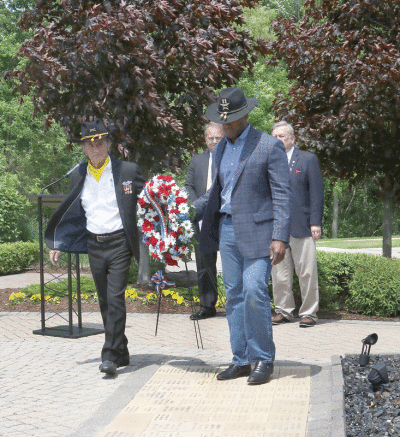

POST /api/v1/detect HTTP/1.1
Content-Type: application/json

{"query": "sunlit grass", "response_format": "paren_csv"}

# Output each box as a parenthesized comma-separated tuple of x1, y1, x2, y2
(316, 235, 400, 249)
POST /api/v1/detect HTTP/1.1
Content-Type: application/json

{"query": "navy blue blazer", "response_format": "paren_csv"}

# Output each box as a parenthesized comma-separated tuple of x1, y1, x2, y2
(194, 125, 291, 259)
(45, 158, 145, 260)
(288, 148, 324, 238)
(184, 150, 212, 202)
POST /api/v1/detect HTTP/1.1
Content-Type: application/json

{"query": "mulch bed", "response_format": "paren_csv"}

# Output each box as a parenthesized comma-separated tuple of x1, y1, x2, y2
(0, 286, 203, 314)
(1, 266, 400, 321)
(1, 285, 399, 321)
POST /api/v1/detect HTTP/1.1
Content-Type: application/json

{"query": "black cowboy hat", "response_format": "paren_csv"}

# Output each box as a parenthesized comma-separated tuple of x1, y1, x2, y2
(205, 87, 259, 124)
(73, 119, 109, 143)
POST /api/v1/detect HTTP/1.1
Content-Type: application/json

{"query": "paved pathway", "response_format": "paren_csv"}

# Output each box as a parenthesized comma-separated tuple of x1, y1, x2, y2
(1, 266, 400, 437)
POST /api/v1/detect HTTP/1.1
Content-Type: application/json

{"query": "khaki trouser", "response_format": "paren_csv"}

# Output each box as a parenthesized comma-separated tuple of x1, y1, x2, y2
(271, 236, 319, 321)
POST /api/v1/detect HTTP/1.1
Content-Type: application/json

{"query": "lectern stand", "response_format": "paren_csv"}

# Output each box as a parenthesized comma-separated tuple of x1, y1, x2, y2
(27, 194, 104, 338)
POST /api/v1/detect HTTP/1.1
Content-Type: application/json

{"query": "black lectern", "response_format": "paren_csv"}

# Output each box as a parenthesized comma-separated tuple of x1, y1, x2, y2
(27, 194, 104, 338)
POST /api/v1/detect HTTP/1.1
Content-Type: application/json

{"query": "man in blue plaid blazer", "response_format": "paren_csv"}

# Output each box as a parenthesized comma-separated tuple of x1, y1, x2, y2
(194, 87, 291, 385)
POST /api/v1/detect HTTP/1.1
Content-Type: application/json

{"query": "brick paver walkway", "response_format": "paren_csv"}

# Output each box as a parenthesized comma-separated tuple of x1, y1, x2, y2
(1, 271, 400, 437)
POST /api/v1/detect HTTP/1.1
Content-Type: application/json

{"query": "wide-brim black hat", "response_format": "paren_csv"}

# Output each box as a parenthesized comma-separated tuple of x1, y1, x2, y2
(205, 87, 259, 124)
(74, 119, 109, 143)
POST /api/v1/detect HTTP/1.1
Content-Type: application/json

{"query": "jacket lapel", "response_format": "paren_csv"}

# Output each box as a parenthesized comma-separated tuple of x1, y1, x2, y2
(213, 138, 227, 174)
(200, 150, 210, 194)
(111, 157, 124, 216)
(232, 125, 258, 189)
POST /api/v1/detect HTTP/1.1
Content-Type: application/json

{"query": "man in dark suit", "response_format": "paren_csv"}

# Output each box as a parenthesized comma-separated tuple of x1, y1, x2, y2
(271, 121, 324, 328)
(46, 119, 145, 375)
(184, 122, 225, 320)
(194, 88, 291, 385)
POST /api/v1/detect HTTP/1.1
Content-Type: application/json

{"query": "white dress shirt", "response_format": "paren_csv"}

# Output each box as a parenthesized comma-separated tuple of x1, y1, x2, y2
(81, 159, 123, 234)
(287, 146, 295, 164)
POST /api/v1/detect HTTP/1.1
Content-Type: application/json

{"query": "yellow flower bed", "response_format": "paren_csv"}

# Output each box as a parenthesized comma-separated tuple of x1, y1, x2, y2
(29, 294, 60, 303)
(125, 288, 138, 301)
(8, 292, 26, 305)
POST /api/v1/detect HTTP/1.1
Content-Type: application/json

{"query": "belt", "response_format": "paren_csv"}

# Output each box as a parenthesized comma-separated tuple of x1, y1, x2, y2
(88, 229, 125, 243)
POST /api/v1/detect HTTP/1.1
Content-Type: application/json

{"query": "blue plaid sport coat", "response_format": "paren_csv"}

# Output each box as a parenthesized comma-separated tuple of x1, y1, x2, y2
(194, 125, 291, 259)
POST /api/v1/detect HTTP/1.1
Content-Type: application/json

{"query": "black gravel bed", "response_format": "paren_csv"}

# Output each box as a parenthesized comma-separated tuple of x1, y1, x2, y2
(342, 355, 400, 436)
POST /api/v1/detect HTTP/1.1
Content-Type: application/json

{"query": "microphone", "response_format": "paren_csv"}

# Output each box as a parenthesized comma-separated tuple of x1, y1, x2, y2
(65, 161, 84, 176)
(41, 161, 84, 194)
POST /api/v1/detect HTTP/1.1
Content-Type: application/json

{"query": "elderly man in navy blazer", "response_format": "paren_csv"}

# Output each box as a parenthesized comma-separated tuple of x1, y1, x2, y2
(194, 87, 291, 385)
(46, 119, 145, 375)
(185, 122, 225, 320)
(271, 121, 324, 328)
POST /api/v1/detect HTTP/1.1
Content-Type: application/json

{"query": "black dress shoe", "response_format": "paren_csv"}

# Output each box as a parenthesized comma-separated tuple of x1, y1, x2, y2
(99, 355, 129, 375)
(216, 364, 252, 380)
(190, 308, 216, 320)
(99, 360, 118, 375)
(247, 361, 274, 385)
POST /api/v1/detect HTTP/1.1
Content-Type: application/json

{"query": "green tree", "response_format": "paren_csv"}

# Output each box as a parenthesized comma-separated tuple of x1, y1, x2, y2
(261, 0, 305, 21)
(265, 0, 400, 257)
(238, 5, 291, 134)
(0, 0, 78, 197)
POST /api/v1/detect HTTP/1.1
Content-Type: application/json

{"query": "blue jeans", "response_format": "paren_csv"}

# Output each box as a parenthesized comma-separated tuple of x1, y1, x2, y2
(219, 216, 275, 365)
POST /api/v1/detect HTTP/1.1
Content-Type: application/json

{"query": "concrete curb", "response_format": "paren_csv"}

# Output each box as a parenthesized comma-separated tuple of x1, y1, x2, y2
(306, 356, 346, 437)
(331, 355, 346, 437)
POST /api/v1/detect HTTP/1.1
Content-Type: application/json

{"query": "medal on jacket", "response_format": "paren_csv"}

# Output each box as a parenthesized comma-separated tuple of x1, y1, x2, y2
(123, 181, 132, 194)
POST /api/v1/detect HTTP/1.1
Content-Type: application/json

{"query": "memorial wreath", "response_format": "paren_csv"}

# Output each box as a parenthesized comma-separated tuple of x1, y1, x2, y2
(137, 174, 196, 267)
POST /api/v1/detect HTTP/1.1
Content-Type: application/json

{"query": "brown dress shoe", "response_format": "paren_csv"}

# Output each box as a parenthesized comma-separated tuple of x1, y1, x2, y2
(299, 316, 316, 328)
(272, 313, 289, 325)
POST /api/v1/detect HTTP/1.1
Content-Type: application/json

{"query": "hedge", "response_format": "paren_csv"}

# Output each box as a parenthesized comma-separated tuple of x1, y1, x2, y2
(290, 251, 400, 317)
(0, 242, 40, 275)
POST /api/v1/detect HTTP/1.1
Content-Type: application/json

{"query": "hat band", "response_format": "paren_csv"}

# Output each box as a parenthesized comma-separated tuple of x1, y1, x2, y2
(81, 133, 109, 142)
(218, 102, 248, 121)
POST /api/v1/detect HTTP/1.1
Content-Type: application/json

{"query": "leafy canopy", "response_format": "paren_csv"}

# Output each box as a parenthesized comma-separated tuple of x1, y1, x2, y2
(4, 0, 267, 170)
(265, 0, 400, 198)
(0, 0, 78, 197)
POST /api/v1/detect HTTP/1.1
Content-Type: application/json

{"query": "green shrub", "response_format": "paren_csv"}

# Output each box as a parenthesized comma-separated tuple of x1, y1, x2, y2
(282, 251, 400, 317)
(0, 178, 30, 243)
(0, 241, 39, 275)
(21, 276, 97, 298)
(315, 251, 365, 311)
(346, 255, 400, 317)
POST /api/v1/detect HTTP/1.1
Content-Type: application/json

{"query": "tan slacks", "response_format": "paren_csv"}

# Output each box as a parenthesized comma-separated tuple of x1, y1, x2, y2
(271, 236, 319, 321)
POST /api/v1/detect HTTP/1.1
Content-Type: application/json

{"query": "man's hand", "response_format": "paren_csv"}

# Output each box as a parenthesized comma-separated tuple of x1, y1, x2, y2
(269, 240, 286, 266)
(310, 225, 322, 242)
(49, 250, 61, 266)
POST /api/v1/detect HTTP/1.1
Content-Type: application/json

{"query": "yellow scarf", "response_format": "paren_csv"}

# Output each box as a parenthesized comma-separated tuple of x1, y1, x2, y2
(88, 156, 109, 182)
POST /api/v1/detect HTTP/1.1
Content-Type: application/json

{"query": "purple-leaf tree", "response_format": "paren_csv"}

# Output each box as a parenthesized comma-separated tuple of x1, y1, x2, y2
(3, 0, 267, 283)
(264, 0, 400, 257)
(3, 0, 266, 171)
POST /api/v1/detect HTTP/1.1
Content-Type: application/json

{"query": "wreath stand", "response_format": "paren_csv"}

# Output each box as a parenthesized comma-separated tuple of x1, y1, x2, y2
(138, 175, 203, 349)
(151, 263, 203, 349)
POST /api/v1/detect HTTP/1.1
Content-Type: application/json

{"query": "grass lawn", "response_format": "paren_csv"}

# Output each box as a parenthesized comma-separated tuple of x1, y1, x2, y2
(316, 235, 400, 249)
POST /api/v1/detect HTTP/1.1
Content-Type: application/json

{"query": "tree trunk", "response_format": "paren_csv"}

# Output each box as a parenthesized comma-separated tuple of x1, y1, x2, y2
(382, 184, 393, 258)
(137, 234, 151, 284)
(332, 189, 339, 238)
